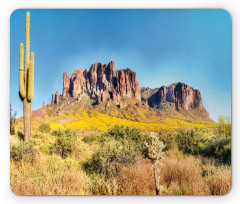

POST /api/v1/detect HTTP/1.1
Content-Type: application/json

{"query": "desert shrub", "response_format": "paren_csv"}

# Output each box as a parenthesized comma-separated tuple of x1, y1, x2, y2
(65, 129, 77, 137)
(52, 129, 65, 137)
(205, 166, 231, 195)
(217, 115, 231, 138)
(10, 142, 38, 163)
(216, 138, 231, 165)
(117, 159, 156, 195)
(10, 119, 16, 135)
(83, 138, 140, 177)
(197, 136, 231, 165)
(39, 144, 53, 155)
(17, 131, 24, 141)
(63, 158, 78, 169)
(39, 123, 51, 133)
(158, 133, 177, 151)
(175, 129, 198, 154)
(160, 154, 209, 195)
(104, 125, 148, 155)
(53, 136, 76, 158)
(173, 127, 231, 165)
(10, 159, 89, 195)
(52, 129, 77, 158)
(52, 128, 76, 138)
(90, 159, 156, 195)
(82, 135, 99, 143)
(83, 125, 148, 153)
(105, 125, 146, 143)
(10, 104, 17, 135)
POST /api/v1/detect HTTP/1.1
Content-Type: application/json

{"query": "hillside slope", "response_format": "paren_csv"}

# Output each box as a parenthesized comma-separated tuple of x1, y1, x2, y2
(20, 96, 215, 135)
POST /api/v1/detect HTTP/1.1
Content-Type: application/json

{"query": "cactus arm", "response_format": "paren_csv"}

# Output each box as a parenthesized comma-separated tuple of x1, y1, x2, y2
(27, 52, 34, 102)
(24, 12, 30, 90)
(19, 43, 26, 100)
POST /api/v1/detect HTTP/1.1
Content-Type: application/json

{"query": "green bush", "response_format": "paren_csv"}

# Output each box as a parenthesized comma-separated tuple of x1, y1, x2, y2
(52, 128, 76, 137)
(217, 115, 231, 138)
(104, 125, 147, 143)
(10, 142, 37, 163)
(197, 136, 231, 165)
(175, 128, 231, 165)
(64, 158, 78, 169)
(82, 135, 99, 143)
(83, 126, 148, 153)
(39, 144, 53, 155)
(83, 138, 140, 177)
(53, 129, 77, 158)
(175, 129, 198, 154)
(39, 123, 51, 133)
(52, 129, 64, 137)
(17, 131, 24, 141)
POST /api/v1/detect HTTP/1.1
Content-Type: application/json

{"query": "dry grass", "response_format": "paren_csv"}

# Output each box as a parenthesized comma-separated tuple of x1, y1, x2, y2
(160, 156, 209, 195)
(117, 159, 156, 195)
(10, 147, 231, 195)
(10, 155, 89, 195)
(205, 166, 231, 195)
(158, 150, 231, 195)
(10, 127, 231, 196)
(90, 159, 156, 195)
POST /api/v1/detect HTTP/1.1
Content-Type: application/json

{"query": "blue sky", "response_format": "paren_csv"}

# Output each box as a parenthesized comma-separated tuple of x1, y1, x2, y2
(10, 9, 231, 122)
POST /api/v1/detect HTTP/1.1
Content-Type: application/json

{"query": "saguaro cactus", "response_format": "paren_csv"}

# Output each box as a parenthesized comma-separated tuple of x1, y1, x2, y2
(19, 12, 34, 142)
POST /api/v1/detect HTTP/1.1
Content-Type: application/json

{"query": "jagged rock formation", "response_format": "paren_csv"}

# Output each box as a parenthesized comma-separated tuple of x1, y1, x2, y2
(42, 100, 45, 108)
(36, 61, 210, 121)
(141, 82, 209, 117)
(55, 90, 61, 105)
(63, 72, 70, 99)
(60, 61, 141, 104)
(51, 94, 54, 105)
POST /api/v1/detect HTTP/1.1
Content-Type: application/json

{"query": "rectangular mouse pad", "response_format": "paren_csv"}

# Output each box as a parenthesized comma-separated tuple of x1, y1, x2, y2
(10, 9, 231, 195)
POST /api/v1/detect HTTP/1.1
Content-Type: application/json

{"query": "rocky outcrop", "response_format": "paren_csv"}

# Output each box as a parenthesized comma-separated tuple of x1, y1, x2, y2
(141, 87, 159, 101)
(31, 108, 46, 118)
(55, 90, 61, 105)
(141, 82, 209, 116)
(51, 94, 55, 105)
(119, 101, 127, 109)
(63, 72, 70, 98)
(47, 61, 209, 121)
(61, 61, 141, 104)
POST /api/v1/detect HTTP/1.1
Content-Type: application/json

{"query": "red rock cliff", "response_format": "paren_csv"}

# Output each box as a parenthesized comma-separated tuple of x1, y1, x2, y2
(62, 61, 141, 103)
(141, 82, 209, 116)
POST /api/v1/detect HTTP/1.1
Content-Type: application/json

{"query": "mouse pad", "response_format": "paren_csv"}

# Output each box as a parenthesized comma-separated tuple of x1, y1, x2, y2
(10, 9, 231, 195)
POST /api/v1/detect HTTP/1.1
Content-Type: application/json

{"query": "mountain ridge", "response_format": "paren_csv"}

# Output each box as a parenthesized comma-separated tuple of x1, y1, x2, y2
(29, 61, 211, 123)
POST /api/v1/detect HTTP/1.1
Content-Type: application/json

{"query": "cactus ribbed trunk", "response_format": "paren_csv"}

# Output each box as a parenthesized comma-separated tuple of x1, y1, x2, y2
(18, 12, 34, 142)
(23, 99, 31, 142)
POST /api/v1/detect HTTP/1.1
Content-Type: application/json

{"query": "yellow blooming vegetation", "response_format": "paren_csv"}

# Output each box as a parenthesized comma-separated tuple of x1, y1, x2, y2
(17, 98, 216, 133)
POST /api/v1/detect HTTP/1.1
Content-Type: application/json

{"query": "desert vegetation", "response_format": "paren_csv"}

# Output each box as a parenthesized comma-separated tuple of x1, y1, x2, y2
(10, 118, 231, 195)
(11, 10, 231, 196)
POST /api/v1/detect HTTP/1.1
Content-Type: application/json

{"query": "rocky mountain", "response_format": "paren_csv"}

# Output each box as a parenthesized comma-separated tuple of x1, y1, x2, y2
(141, 82, 209, 118)
(53, 61, 141, 105)
(28, 61, 211, 122)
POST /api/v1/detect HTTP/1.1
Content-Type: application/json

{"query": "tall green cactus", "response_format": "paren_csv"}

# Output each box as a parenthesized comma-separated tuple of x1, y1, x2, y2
(18, 12, 34, 142)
